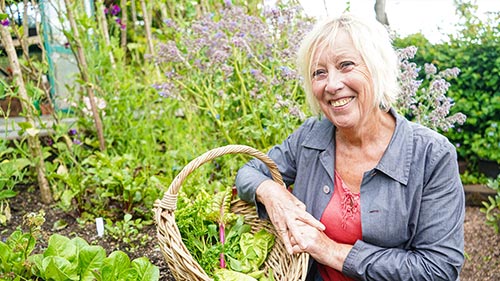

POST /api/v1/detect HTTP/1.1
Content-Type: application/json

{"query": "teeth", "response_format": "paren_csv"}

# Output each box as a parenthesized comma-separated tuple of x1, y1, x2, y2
(330, 97, 352, 107)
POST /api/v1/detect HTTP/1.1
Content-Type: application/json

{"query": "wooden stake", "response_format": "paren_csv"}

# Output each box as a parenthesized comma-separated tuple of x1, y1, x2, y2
(63, 0, 106, 151)
(0, 21, 52, 204)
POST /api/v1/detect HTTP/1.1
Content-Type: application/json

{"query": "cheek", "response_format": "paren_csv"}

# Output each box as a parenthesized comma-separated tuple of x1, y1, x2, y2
(350, 69, 373, 94)
(311, 81, 325, 98)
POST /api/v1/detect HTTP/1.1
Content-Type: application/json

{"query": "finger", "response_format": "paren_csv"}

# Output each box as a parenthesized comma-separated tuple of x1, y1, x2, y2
(277, 228, 294, 254)
(291, 243, 303, 254)
(297, 212, 325, 231)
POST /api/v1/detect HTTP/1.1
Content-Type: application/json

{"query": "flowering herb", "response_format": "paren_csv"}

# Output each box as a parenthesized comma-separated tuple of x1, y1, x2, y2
(397, 46, 466, 132)
(153, 4, 314, 148)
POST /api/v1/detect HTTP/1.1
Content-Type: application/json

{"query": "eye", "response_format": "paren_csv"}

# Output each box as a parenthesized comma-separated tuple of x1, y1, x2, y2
(312, 69, 327, 80)
(339, 61, 355, 71)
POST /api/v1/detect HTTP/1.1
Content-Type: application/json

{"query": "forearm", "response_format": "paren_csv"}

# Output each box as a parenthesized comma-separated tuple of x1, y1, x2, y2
(343, 239, 462, 280)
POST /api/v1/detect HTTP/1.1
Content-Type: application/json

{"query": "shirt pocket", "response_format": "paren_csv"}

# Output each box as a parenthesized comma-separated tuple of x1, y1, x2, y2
(361, 180, 417, 248)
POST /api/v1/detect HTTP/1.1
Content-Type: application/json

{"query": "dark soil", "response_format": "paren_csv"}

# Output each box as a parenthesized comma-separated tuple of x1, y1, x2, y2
(2, 187, 499, 280)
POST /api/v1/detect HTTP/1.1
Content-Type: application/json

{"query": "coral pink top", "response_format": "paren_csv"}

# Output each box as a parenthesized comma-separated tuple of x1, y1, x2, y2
(318, 171, 362, 281)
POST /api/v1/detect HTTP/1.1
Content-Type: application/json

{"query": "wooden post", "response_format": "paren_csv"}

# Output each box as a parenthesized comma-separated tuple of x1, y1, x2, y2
(139, 0, 154, 56)
(120, 0, 127, 56)
(96, 0, 116, 69)
(0, 20, 52, 204)
(63, 0, 106, 151)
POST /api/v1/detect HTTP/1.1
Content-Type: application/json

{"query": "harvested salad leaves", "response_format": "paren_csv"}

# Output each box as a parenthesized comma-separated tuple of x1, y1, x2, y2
(175, 186, 275, 280)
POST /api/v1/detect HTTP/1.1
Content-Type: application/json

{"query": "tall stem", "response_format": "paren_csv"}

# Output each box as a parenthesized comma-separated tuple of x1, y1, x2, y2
(0, 21, 52, 204)
(63, 0, 106, 151)
(120, 0, 128, 56)
(139, 0, 154, 56)
(96, 0, 116, 69)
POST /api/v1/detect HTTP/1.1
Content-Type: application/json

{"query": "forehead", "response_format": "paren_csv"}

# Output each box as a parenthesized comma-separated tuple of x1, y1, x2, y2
(312, 30, 360, 62)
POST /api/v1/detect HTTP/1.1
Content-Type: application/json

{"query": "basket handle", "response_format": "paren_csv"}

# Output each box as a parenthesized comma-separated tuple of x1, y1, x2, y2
(157, 144, 284, 212)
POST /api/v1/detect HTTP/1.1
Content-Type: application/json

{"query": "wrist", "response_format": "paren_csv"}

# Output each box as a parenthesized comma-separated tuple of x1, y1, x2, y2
(256, 179, 276, 204)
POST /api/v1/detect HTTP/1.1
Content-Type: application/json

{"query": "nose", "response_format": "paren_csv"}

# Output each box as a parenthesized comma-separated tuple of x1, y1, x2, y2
(325, 71, 344, 93)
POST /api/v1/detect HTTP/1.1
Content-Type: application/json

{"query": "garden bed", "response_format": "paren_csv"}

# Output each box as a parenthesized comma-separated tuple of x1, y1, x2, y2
(2, 186, 498, 280)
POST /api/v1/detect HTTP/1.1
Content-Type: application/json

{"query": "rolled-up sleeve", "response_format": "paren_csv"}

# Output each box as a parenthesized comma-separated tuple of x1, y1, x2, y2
(235, 118, 317, 217)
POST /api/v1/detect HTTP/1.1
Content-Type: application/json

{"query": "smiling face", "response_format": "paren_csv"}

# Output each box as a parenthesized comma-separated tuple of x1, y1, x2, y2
(310, 30, 376, 130)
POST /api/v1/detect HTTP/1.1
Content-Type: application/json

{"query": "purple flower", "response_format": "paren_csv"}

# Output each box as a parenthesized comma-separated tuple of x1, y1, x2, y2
(68, 129, 78, 136)
(157, 41, 185, 63)
(398, 46, 418, 60)
(280, 66, 296, 80)
(424, 63, 437, 76)
(1, 19, 9, 27)
(164, 18, 175, 28)
(115, 18, 126, 30)
(153, 82, 180, 100)
(110, 4, 121, 16)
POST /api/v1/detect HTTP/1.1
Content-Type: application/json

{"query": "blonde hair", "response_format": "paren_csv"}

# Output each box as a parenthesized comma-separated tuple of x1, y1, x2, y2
(297, 14, 400, 115)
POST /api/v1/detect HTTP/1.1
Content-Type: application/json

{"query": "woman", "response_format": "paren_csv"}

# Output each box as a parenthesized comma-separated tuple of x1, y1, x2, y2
(235, 13, 465, 280)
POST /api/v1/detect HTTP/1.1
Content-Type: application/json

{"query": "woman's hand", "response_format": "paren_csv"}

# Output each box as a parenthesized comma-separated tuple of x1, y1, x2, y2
(256, 180, 325, 254)
(289, 221, 352, 271)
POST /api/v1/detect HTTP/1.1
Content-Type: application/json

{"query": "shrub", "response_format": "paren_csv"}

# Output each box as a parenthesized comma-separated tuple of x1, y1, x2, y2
(397, 0, 500, 171)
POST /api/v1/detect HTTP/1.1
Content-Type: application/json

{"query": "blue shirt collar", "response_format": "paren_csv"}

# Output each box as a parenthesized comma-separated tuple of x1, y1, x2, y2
(301, 108, 412, 185)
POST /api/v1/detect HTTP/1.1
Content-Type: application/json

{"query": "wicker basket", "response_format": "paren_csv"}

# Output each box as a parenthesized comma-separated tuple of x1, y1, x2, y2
(153, 145, 309, 280)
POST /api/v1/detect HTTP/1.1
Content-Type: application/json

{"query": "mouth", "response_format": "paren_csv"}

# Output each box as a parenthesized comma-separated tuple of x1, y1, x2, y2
(329, 97, 354, 107)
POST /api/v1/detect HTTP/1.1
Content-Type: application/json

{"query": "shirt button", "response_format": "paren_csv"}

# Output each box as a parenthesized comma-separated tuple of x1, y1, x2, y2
(323, 185, 331, 194)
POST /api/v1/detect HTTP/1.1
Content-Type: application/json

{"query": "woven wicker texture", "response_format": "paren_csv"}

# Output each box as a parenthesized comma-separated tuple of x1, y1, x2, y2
(153, 144, 309, 280)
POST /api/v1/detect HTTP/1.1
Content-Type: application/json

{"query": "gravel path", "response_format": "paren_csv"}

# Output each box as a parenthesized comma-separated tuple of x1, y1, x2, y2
(461, 206, 500, 280)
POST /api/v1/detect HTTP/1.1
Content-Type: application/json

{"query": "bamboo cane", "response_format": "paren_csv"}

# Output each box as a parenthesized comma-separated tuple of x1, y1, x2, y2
(63, 0, 106, 151)
(120, 0, 127, 56)
(0, 19, 52, 204)
(139, 0, 154, 56)
(95, 0, 116, 69)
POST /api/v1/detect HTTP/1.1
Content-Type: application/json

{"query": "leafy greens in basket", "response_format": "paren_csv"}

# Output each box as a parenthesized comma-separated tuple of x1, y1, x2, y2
(175, 186, 275, 280)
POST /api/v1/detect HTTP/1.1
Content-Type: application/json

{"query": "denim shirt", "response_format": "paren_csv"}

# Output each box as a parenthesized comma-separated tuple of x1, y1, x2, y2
(235, 109, 465, 280)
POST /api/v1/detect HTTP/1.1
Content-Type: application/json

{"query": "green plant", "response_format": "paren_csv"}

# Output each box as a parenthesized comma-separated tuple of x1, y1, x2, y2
(175, 186, 275, 279)
(45, 147, 162, 220)
(470, 121, 500, 163)
(480, 175, 500, 233)
(0, 147, 31, 225)
(0, 210, 45, 280)
(29, 233, 159, 281)
(81, 152, 162, 218)
(396, 46, 466, 132)
(394, 1, 500, 177)
(153, 3, 313, 151)
(104, 213, 153, 252)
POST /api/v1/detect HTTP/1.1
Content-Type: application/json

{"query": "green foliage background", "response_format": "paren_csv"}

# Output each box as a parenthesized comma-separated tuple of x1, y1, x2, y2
(394, 0, 500, 172)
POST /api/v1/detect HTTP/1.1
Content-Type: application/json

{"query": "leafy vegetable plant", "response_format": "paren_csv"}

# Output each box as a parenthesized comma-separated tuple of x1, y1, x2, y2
(0, 147, 31, 225)
(105, 213, 153, 252)
(29, 234, 159, 281)
(175, 186, 275, 280)
(0, 211, 45, 280)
